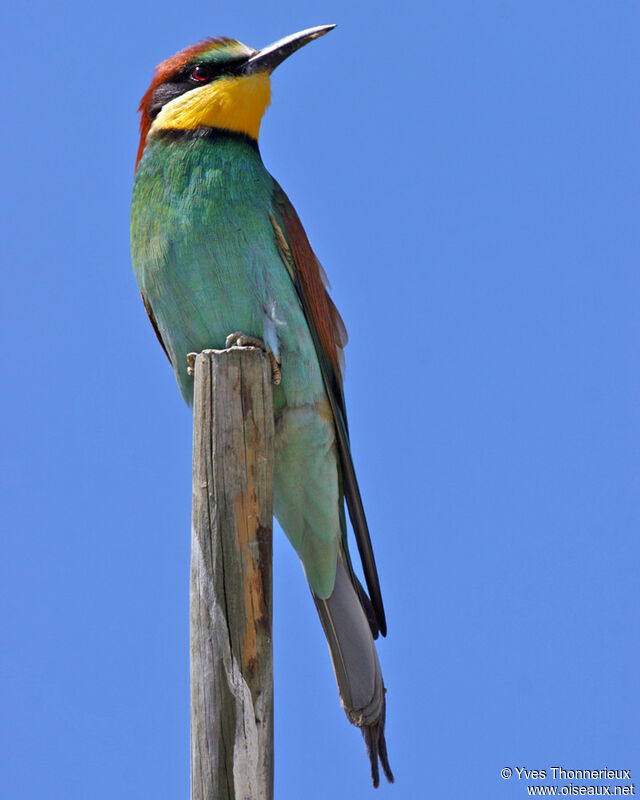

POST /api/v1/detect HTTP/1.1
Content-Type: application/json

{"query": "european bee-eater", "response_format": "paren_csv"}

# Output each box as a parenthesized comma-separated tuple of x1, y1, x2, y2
(131, 25, 393, 787)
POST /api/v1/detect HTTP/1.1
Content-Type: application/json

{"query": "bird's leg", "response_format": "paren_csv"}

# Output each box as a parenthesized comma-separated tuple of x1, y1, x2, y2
(224, 332, 282, 385)
(224, 331, 267, 351)
(186, 336, 282, 383)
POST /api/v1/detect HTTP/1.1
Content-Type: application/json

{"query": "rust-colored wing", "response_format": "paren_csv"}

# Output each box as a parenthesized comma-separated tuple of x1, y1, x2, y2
(141, 290, 172, 365)
(271, 182, 387, 637)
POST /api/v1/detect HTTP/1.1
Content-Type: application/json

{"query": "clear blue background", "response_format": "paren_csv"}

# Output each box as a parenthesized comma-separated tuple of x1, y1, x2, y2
(2, 1, 638, 797)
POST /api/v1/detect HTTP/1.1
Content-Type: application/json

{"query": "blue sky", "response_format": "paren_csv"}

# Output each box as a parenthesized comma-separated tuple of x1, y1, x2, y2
(2, 1, 638, 797)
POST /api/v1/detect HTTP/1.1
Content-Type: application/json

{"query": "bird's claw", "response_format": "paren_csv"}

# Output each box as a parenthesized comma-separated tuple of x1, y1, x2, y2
(269, 354, 282, 385)
(225, 331, 267, 351)
(187, 337, 282, 384)
(224, 332, 282, 385)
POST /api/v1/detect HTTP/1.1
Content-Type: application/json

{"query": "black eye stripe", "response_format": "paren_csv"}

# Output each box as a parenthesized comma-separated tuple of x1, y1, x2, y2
(175, 56, 249, 84)
(148, 84, 187, 119)
(147, 56, 250, 121)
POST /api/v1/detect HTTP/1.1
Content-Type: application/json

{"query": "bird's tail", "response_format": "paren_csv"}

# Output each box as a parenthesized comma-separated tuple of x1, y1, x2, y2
(313, 549, 394, 788)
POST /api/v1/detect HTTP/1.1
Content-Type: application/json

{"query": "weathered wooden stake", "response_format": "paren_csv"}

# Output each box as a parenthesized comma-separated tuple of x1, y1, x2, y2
(190, 347, 274, 800)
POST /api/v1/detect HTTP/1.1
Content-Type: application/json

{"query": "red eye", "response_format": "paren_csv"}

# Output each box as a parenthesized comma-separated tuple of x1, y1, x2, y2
(191, 65, 211, 82)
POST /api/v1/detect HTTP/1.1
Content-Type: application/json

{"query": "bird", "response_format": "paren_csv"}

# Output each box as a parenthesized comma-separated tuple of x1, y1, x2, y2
(130, 25, 393, 787)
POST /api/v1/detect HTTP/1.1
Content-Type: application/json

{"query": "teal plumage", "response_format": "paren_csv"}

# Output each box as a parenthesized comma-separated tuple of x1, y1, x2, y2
(133, 134, 339, 596)
(131, 27, 393, 786)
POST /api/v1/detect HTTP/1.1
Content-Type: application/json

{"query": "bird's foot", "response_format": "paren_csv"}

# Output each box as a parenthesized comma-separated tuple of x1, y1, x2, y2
(224, 331, 267, 351)
(224, 332, 282, 385)
(186, 352, 197, 377)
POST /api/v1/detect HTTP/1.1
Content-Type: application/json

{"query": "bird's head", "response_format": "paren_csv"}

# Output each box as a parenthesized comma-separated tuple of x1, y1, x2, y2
(136, 24, 335, 169)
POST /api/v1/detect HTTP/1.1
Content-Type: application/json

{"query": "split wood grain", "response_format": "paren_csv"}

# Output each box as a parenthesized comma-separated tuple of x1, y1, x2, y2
(190, 347, 274, 800)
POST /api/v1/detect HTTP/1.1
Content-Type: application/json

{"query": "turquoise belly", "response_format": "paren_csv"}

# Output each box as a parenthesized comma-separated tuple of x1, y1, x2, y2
(131, 133, 340, 597)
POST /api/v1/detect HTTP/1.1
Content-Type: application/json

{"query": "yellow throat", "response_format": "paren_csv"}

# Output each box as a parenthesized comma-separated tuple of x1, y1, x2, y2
(150, 72, 271, 140)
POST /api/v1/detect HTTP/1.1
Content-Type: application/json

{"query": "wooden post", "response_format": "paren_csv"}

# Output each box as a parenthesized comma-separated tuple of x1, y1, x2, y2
(190, 347, 274, 800)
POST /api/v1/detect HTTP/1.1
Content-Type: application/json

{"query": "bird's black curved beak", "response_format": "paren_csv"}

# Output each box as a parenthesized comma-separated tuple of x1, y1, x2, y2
(243, 24, 336, 75)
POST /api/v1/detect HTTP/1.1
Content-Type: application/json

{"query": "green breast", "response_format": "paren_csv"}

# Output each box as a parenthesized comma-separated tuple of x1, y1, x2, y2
(131, 133, 323, 409)
(132, 131, 340, 597)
